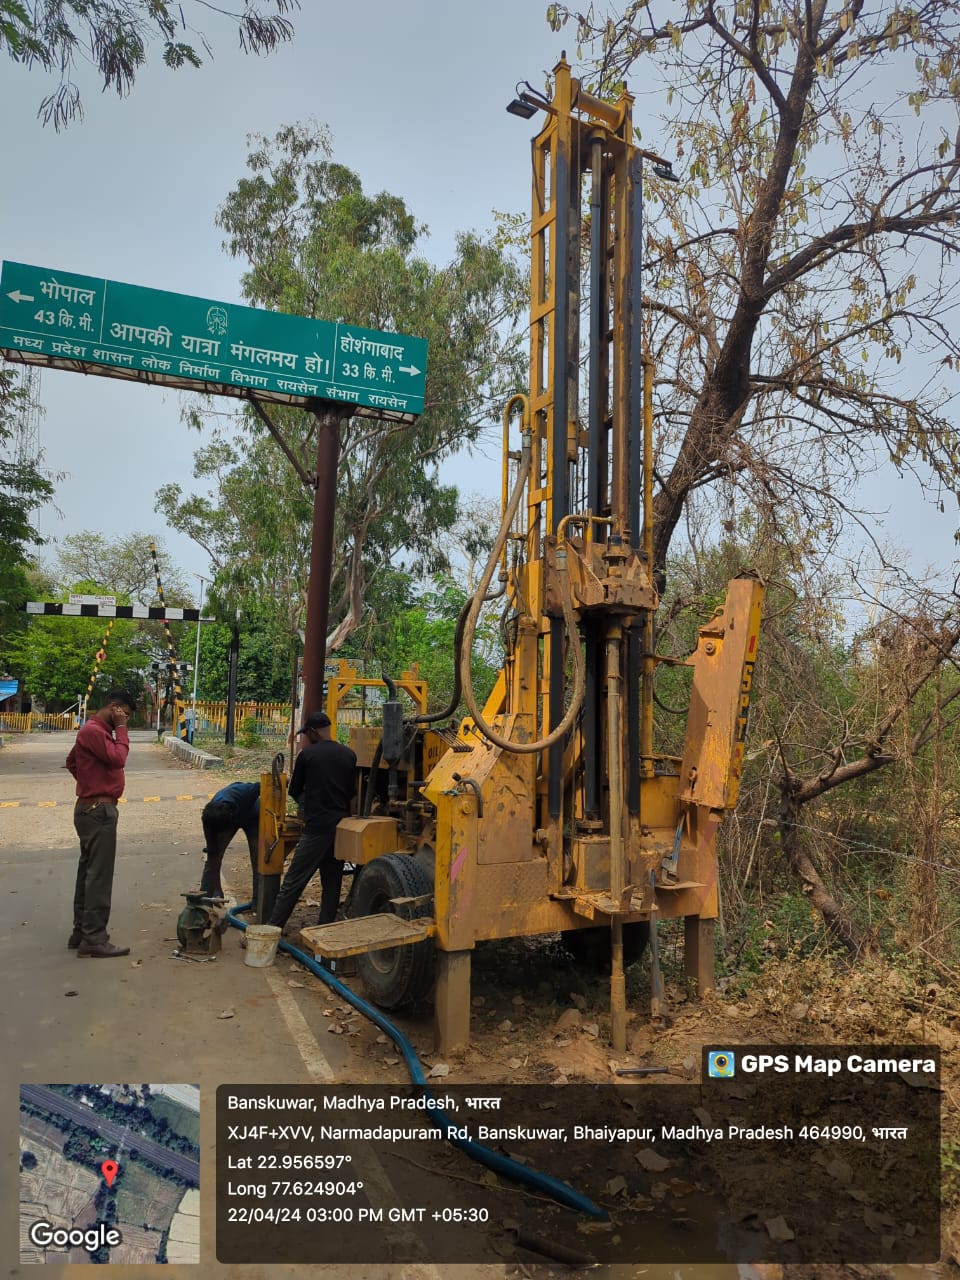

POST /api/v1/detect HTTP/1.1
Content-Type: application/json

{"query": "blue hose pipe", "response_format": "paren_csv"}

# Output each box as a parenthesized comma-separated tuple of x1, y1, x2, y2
(228, 903, 605, 1220)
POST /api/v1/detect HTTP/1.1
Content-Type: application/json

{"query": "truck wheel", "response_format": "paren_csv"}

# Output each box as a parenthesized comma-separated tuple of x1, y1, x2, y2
(352, 854, 435, 1008)
(561, 922, 650, 972)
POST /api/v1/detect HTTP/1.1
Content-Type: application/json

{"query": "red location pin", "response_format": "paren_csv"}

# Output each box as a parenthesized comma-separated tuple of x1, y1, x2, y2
(101, 1160, 119, 1188)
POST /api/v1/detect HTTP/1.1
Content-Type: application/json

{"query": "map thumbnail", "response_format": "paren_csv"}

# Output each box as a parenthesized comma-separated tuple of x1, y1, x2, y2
(20, 1083, 200, 1264)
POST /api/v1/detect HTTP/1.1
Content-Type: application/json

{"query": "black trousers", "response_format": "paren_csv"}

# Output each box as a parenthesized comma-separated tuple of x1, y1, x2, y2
(200, 811, 259, 903)
(268, 826, 344, 929)
(73, 802, 120, 944)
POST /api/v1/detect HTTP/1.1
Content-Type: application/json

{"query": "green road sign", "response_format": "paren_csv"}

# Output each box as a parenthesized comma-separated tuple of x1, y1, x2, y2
(0, 261, 427, 421)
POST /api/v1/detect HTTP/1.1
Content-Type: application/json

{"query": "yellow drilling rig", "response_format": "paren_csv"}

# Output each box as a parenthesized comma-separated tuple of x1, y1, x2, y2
(258, 56, 763, 1055)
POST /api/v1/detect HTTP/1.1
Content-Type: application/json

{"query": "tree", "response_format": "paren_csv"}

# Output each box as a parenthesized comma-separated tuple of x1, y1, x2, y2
(193, 592, 294, 702)
(647, 509, 960, 959)
(157, 428, 313, 669)
(54, 531, 190, 605)
(3, 1, 298, 129)
(549, 2, 960, 584)
(157, 123, 526, 656)
(434, 493, 501, 595)
(351, 573, 501, 714)
(544, 2, 960, 952)
(0, 371, 54, 632)
(772, 585, 960, 956)
(3, 533, 191, 707)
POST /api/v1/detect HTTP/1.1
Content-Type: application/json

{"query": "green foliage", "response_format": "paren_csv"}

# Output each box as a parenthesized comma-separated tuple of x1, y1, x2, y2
(157, 429, 313, 665)
(238, 714, 262, 748)
(0, 371, 54, 635)
(160, 123, 526, 658)
(718, 893, 836, 992)
(3, 1, 298, 129)
(342, 574, 500, 716)
(2, 531, 194, 707)
(195, 597, 295, 702)
(4, 602, 147, 708)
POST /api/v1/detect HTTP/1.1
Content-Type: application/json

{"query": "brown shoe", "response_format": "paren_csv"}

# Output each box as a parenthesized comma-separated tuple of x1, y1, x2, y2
(77, 941, 130, 958)
(70, 931, 109, 949)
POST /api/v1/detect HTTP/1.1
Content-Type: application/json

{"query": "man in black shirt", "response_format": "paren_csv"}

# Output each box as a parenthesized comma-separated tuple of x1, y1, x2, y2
(268, 711, 357, 930)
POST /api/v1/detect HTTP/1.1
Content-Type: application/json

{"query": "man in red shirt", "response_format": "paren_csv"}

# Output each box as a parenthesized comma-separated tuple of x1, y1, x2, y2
(65, 690, 135, 957)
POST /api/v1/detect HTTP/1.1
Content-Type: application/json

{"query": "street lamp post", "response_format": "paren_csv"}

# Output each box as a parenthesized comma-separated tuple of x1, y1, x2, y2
(190, 574, 210, 744)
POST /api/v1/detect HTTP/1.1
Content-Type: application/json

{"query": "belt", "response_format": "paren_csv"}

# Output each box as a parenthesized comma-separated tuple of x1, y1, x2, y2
(76, 795, 119, 806)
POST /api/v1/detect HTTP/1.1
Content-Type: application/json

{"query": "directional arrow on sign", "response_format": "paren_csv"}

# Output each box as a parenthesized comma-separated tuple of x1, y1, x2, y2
(399, 364, 421, 376)
(6, 290, 35, 303)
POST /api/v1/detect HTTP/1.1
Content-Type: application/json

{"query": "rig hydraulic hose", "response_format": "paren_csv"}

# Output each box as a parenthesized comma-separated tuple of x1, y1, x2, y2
(227, 904, 604, 1220)
(458, 430, 586, 754)
(412, 596, 472, 727)
(412, 578, 506, 728)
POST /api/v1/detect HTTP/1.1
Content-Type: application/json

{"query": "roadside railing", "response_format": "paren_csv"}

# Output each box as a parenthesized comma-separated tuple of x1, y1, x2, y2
(172, 699, 373, 741)
(0, 711, 77, 732)
(174, 700, 291, 740)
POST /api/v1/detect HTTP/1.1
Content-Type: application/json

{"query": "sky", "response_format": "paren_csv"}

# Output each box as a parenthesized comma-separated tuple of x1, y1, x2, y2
(0, 1, 567, 597)
(1, 1, 956, 607)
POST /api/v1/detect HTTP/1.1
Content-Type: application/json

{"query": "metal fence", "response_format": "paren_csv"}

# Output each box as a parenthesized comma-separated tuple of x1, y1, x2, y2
(172, 699, 373, 740)
(173, 700, 291, 739)
(0, 711, 77, 733)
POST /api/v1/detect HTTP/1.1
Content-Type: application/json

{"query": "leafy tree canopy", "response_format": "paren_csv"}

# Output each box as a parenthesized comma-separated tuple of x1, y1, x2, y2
(194, 592, 294, 702)
(5, 582, 147, 706)
(54, 530, 191, 605)
(2, 0, 298, 128)
(0, 370, 54, 633)
(2, 532, 191, 705)
(158, 122, 526, 656)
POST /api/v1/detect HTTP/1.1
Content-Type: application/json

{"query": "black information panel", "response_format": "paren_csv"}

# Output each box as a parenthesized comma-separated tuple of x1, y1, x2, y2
(216, 1046, 940, 1265)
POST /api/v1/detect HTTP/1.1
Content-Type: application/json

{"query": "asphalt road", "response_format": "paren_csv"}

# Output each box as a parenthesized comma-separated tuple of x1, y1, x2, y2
(3, 742, 929, 1280)
(3, 731, 445, 1280)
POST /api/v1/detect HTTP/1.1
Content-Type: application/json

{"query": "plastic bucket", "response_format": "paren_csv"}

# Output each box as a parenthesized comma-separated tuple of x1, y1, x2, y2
(244, 924, 281, 968)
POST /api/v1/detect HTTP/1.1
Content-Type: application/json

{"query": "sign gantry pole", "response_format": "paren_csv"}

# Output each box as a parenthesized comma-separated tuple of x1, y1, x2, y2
(299, 405, 349, 733)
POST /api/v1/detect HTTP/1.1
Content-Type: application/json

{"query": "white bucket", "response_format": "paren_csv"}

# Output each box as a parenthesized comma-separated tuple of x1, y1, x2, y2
(244, 924, 281, 968)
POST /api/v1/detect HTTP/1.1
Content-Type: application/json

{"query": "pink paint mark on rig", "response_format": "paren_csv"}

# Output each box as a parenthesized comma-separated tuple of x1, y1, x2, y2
(450, 846, 469, 883)
(748, 634, 757, 654)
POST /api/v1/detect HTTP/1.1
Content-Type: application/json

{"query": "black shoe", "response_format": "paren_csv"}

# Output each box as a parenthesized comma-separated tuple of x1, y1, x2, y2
(77, 941, 130, 958)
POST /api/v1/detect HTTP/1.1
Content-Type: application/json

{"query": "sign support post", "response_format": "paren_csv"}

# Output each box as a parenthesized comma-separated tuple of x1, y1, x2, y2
(299, 406, 348, 733)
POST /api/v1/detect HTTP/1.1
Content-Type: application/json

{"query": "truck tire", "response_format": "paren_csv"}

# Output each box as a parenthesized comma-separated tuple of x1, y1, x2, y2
(352, 854, 435, 1008)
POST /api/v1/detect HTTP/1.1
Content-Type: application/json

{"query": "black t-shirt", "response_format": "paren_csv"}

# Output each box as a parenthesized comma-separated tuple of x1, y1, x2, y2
(288, 737, 357, 832)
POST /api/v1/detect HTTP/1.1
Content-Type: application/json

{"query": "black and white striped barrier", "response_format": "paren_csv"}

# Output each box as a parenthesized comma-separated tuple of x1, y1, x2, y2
(23, 603, 215, 621)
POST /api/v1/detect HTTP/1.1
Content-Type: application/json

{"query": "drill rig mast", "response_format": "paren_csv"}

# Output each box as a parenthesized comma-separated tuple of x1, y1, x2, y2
(272, 57, 764, 1055)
